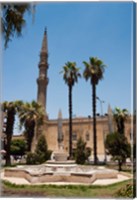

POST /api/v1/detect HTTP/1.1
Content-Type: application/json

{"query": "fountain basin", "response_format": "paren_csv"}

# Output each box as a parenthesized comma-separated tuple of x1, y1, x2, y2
(4, 164, 118, 184)
(54, 152, 68, 161)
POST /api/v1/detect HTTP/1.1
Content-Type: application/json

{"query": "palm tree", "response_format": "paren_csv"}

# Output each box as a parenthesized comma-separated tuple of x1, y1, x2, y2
(83, 57, 106, 165)
(2, 100, 23, 166)
(2, 4, 35, 48)
(113, 107, 128, 135)
(19, 100, 44, 152)
(60, 62, 81, 159)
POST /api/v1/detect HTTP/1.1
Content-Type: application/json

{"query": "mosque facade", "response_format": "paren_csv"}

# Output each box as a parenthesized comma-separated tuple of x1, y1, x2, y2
(31, 30, 132, 161)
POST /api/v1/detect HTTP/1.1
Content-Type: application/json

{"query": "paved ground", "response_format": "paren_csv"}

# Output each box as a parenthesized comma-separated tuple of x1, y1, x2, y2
(92, 174, 131, 185)
(1, 171, 132, 186)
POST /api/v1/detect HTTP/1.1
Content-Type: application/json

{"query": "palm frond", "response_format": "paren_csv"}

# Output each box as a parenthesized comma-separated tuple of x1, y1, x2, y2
(60, 61, 81, 86)
(83, 57, 106, 85)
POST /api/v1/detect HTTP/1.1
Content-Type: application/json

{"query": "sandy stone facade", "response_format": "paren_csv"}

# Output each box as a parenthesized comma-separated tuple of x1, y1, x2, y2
(31, 115, 132, 161)
(1, 112, 132, 161)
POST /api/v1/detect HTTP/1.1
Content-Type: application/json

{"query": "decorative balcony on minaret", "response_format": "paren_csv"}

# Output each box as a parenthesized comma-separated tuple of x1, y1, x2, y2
(37, 29, 49, 112)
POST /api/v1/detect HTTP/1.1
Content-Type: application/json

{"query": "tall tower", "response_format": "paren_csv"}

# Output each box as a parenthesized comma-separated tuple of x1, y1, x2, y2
(37, 29, 49, 112)
(58, 109, 63, 150)
(108, 104, 114, 133)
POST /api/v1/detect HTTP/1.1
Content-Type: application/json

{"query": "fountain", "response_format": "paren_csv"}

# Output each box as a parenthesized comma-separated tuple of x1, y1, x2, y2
(4, 146, 118, 184)
(4, 111, 118, 184)
(4, 161, 118, 184)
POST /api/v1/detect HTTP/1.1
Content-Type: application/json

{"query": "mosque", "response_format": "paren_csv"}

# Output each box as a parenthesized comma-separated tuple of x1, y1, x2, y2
(27, 29, 131, 161)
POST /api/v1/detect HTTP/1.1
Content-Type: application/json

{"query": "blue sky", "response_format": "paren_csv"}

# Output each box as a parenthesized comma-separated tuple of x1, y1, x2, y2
(3, 2, 134, 120)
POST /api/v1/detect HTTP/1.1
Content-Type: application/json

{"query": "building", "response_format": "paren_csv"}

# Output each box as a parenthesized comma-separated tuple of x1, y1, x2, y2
(31, 29, 132, 161)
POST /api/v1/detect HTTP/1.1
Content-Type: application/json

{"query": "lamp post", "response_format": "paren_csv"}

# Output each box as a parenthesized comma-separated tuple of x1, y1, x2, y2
(96, 97, 105, 117)
(96, 96, 107, 164)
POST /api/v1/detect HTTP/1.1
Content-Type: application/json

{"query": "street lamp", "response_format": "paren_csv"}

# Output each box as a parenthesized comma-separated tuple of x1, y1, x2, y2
(96, 96, 107, 164)
(96, 96, 105, 117)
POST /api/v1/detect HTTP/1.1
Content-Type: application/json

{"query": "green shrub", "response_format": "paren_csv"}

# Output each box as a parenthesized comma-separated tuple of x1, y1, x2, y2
(26, 152, 38, 164)
(26, 135, 52, 165)
(35, 135, 52, 163)
(75, 137, 91, 164)
(115, 183, 133, 198)
(11, 139, 27, 156)
(46, 150, 52, 160)
(105, 132, 131, 171)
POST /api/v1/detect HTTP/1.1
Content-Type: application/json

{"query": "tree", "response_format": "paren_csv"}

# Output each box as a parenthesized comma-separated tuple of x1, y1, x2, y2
(1, 3, 35, 48)
(83, 57, 106, 165)
(10, 139, 27, 158)
(60, 62, 81, 159)
(26, 135, 52, 164)
(19, 100, 44, 152)
(35, 134, 52, 163)
(75, 137, 91, 164)
(2, 100, 23, 165)
(105, 132, 131, 171)
(113, 107, 128, 135)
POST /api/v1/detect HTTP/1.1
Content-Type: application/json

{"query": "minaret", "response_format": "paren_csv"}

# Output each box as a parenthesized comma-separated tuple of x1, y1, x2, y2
(37, 28, 49, 112)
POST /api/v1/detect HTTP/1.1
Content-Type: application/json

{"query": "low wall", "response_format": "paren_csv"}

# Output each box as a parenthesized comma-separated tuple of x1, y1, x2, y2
(4, 167, 118, 184)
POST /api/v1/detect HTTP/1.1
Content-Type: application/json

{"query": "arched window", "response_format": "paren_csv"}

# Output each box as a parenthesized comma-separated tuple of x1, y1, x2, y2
(86, 131, 90, 141)
(72, 133, 77, 140)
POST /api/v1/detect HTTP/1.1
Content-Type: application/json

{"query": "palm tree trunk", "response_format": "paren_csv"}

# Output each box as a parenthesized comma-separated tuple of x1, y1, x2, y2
(92, 83, 98, 165)
(69, 84, 73, 159)
(5, 110, 15, 166)
(27, 122, 35, 152)
(27, 134, 32, 152)
(5, 134, 12, 166)
(118, 160, 122, 171)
